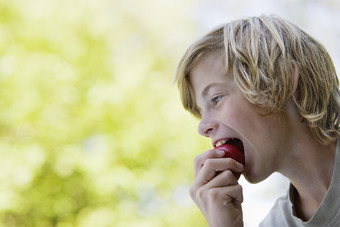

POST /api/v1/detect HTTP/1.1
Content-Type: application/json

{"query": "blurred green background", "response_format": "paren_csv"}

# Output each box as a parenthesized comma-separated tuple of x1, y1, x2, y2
(0, 0, 209, 226)
(0, 0, 339, 226)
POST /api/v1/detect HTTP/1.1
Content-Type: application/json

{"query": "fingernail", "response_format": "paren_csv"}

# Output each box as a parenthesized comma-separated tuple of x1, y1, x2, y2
(216, 149, 224, 156)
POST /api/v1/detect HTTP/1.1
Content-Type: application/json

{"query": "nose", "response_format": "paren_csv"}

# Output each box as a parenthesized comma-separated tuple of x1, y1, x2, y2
(198, 113, 217, 138)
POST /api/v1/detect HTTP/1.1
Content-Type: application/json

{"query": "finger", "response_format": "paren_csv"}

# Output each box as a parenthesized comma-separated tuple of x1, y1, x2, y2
(222, 184, 244, 208)
(206, 184, 244, 208)
(193, 184, 244, 211)
(195, 158, 244, 187)
(194, 149, 225, 177)
(204, 169, 239, 189)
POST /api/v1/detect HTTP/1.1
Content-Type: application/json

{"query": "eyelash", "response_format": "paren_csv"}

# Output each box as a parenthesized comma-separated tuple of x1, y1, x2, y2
(212, 95, 222, 105)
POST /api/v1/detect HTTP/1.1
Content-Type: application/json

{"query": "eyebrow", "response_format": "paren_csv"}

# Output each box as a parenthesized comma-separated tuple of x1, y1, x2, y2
(201, 82, 224, 97)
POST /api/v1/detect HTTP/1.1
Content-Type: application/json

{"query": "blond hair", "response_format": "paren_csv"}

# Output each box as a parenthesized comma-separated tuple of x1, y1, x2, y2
(175, 15, 340, 144)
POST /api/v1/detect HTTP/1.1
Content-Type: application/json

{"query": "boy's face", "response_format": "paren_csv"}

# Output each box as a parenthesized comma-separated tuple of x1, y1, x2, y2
(189, 51, 293, 183)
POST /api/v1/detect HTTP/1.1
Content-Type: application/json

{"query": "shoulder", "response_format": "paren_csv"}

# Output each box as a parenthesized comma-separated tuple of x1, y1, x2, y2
(259, 191, 293, 227)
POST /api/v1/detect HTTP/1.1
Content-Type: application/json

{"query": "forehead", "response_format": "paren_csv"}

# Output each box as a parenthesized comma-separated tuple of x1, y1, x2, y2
(189, 51, 228, 95)
(191, 51, 225, 76)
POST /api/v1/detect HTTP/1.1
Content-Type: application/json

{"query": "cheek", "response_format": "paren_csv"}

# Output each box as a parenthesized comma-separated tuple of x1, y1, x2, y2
(221, 97, 261, 131)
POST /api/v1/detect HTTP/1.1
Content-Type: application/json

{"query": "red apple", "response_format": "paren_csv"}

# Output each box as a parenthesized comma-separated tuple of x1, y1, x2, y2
(215, 143, 245, 179)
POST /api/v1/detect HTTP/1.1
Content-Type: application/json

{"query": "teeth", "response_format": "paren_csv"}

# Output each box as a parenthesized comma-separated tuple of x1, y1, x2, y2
(216, 139, 229, 147)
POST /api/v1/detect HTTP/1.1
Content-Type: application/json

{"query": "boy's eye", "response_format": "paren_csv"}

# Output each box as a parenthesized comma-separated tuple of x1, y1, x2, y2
(212, 96, 222, 104)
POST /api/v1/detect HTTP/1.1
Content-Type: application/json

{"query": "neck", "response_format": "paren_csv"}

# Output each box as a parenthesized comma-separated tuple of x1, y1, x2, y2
(291, 145, 335, 221)
(281, 133, 336, 221)
(277, 99, 337, 221)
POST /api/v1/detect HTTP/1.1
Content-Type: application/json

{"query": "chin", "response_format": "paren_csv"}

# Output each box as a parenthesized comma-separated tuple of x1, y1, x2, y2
(242, 172, 267, 184)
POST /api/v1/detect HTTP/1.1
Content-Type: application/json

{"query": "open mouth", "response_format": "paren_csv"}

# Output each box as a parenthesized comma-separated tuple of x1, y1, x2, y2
(215, 138, 244, 153)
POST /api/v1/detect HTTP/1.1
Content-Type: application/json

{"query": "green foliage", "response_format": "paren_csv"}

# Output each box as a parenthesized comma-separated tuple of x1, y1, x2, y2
(0, 0, 210, 226)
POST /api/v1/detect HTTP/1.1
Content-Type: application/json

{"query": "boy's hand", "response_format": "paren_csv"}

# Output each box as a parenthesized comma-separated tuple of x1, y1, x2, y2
(189, 149, 244, 227)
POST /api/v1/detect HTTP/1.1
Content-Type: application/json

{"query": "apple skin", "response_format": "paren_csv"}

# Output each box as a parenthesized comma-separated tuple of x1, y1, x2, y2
(215, 144, 245, 180)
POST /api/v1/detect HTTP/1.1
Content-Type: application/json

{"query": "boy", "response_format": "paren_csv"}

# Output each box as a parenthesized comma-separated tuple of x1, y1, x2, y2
(175, 15, 340, 226)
